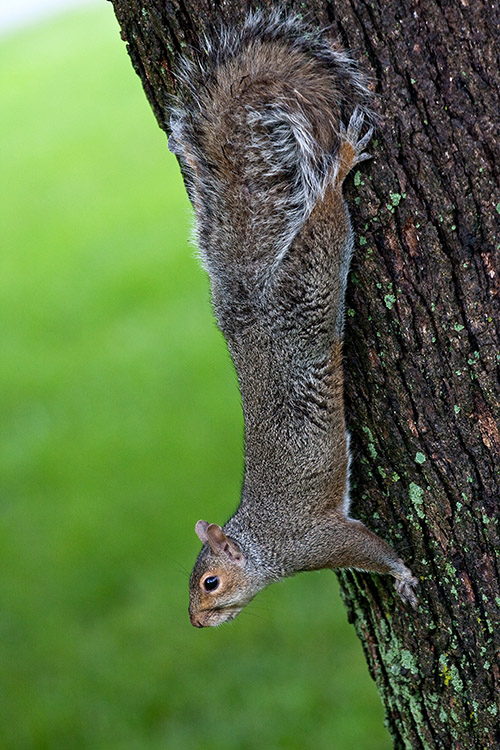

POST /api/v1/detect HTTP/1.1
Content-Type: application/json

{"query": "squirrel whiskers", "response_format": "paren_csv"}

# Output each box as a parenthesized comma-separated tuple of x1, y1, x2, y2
(169, 9, 417, 628)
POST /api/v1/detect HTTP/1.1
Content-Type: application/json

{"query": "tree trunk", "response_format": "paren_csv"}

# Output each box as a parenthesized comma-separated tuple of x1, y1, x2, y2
(109, 0, 500, 746)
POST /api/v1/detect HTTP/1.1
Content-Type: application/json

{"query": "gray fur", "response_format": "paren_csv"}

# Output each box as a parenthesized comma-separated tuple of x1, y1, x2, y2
(168, 10, 417, 627)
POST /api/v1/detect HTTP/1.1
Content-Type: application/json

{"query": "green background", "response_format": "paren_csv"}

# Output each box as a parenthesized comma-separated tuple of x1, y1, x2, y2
(0, 5, 390, 748)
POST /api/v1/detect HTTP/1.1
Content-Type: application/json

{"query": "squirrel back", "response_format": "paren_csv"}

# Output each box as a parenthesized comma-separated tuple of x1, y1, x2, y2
(169, 11, 417, 627)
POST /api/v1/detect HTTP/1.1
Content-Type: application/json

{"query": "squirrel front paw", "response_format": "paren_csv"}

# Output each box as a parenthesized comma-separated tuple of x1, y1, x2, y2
(336, 108, 373, 185)
(394, 570, 419, 609)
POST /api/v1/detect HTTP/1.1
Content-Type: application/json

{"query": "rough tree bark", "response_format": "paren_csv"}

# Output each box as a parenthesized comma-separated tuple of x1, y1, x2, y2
(109, 1, 500, 747)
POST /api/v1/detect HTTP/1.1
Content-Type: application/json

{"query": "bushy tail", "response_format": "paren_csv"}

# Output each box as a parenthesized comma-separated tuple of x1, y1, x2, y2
(168, 9, 373, 275)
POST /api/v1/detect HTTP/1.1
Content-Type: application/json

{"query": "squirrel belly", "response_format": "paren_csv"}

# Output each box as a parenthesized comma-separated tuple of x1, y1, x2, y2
(169, 10, 418, 628)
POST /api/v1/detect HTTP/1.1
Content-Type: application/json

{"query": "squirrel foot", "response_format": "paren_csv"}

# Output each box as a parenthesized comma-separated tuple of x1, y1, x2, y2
(336, 108, 374, 185)
(394, 570, 419, 609)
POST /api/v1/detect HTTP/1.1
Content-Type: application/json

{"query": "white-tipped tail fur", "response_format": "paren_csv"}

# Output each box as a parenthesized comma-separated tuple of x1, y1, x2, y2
(168, 8, 374, 278)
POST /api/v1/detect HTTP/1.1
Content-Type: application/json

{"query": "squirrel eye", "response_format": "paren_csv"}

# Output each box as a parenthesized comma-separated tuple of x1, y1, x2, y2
(203, 575, 220, 592)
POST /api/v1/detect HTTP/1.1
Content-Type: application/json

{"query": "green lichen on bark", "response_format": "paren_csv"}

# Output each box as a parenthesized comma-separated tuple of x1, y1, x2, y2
(335, 0, 500, 743)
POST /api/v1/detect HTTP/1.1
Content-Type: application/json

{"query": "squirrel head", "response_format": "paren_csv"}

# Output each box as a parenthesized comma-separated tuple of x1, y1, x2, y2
(188, 520, 262, 627)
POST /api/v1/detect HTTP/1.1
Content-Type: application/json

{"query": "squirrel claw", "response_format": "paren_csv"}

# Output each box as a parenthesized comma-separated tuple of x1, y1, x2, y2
(394, 574, 419, 609)
(336, 109, 374, 184)
(356, 151, 372, 164)
(356, 126, 374, 153)
(344, 108, 372, 143)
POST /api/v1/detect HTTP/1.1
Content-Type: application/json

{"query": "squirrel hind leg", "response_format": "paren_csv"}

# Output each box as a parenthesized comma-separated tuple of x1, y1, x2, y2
(335, 108, 374, 186)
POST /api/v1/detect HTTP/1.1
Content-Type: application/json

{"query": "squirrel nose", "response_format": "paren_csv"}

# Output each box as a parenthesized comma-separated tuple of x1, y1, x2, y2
(189, 612, 204, 628)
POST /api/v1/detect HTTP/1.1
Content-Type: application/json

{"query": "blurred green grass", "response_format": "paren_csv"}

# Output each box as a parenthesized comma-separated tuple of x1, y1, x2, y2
(0, 6, 390, 749)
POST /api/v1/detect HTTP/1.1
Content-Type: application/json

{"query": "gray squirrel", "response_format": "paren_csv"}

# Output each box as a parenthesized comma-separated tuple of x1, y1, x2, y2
(168, 10, 418, 627)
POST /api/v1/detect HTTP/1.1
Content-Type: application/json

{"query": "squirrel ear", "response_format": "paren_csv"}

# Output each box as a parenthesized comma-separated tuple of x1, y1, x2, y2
(206, 523, 244, 563)
(195, 520, 210, 543)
